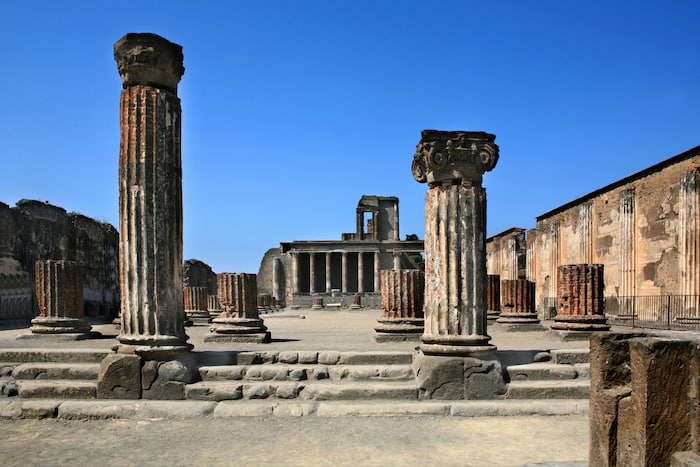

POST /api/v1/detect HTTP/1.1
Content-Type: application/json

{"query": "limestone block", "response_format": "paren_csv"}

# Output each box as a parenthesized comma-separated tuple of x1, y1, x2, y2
(414, 354, 506, 400)
(97, 354, 142, 399)
(141, 359, 195, 400)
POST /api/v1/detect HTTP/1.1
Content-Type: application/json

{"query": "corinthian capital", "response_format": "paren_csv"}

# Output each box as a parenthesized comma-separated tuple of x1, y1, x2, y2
(114, 33, 185, 92)
(411, 130, 499, 185)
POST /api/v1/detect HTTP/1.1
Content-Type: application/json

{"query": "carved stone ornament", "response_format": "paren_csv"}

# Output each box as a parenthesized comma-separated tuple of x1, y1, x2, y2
(412, 130, 499, 184)
(114, 33, 185, 92)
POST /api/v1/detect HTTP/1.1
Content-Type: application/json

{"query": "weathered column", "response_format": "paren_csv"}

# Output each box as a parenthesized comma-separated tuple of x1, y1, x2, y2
(341, 252, 348, 293)
(579, 204, 593, 264)
(375, 269, 425, 342)
(373, 252, 380, 292)
(114, 33, 191, 355)
(309, 253, 316, 293)
(206, 273, 270, 343)
(207, 294, 222, 320)
(619, 189, 636, 318)
(357, 252, 364, 293)
(393, 252, 402, 270)
(551, 264, 610, 337)
(291, 252, 300, 294)
(679, 170, 699, 316)
(325, 252, 332, 293)
(412, 130, 499, 356)
(272, 257, 284, 307)
(486, 274, 501, 321)
(184, 286, 210, 324)
(28, 260, 95, 338)
(496, 279, 543, 331)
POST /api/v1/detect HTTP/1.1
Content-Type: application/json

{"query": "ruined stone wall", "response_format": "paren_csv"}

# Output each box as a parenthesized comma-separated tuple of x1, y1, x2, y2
(183, 259, 217, 295)
(530, 148, 700, 311)
(0, 200, 119, 323)
(486, 228, 526, 280)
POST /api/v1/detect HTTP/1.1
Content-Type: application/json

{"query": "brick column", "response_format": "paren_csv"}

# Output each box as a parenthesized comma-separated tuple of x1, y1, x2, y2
(496, 279, 543, 331)
(375, 269, 424, 342)
(551, 264, 610, 334)
(184, 286, 210, 323)
(29, 260, 94, 337)
(486, 274, 501, 321)
(207, 294, 222, 320)
(325, 252, 332, 293)
(114, 33, 191, 356)
(206, 273, 270, 343)
(413, 130, 499, 356)
(357, 252, 364, 293)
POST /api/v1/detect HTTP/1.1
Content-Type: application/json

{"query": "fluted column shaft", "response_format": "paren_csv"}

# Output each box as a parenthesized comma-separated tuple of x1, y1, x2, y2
(114, 33, 190, 354)
(552, 264, 609, 331)
(486, 274, 500, 319)
(208, 273, 269, 342)
(31, 260, 91, 334)
(379, 269, 425, 319)
(357, 252, 364, 293)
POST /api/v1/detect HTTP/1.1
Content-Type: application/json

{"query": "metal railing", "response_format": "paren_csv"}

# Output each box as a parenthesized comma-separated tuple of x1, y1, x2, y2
(605, 295, 700, 330)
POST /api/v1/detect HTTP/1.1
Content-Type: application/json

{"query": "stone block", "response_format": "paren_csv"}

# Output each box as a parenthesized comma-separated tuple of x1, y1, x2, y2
(97, 354, 142, 399)
(415, 353, 506, 400)
(317, 351, 341, 365)
(141, 359, 195, 400)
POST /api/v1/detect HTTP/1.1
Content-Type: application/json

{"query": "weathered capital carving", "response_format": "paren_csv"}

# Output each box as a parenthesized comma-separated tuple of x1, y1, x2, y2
(114, 33, 185, 92)
(411, 130, 499, 184)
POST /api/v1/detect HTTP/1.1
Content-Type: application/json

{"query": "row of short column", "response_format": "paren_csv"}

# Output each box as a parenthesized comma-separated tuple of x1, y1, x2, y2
(291, 251, 379, 294)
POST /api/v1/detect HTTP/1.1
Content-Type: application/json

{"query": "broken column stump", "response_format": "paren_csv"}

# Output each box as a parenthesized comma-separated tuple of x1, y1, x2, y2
(311, 297, 324, 310)
(486, 274, 501, 321)
(349, 294, 362, 309)
(206, 273, 270, 343)
(24, 260, 98, 340)
(551, 264, 610, 340)
(208, 294, 222, 320)
(375, 269, 424, 342)
(184, 286, 211, 324)
(496, 279, 543, 331)
(411, 130, 506, 399)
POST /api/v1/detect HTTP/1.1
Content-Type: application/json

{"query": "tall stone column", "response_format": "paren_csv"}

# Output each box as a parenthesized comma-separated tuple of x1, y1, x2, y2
(291, 252, 300, 294)
(551, 264, 610, 336)
(28, 260, 96, 338)
(412, 130, 499, 356)
(619, 189, 636, 317)
(114, 33, 191, 356)
(679, 170, 699, 314)
(341, 252, 348, 293)
(325, 252, 332, 293)
(357, 252, 364, 293)
(373, 252, 380, 292)
(184, 286, 210, 323)
(375, 269, 425, 342)
(206, 273, 270, 343)
(272, 257, 284, 307)
(309, 253, 316, 293)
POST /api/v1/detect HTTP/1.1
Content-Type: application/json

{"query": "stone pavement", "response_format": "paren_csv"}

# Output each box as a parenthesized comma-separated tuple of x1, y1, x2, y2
(0, 309, 593, 466)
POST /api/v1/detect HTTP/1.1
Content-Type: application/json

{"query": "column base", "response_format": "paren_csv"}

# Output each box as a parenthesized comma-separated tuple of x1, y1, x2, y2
(495, 314, 545, 332)
(551, 313, 610, 332)
(17, 331, 103, 341)
(208, 316, 271, 343)
(420, 335, 496, 356)
(414, 352, 506, 400)
(375, 317, 424, 334)
(203, 332, 271, 343)
(486, 310, 501, 321)
(116, 334, 193, 358)
(29, 316, 92, 334)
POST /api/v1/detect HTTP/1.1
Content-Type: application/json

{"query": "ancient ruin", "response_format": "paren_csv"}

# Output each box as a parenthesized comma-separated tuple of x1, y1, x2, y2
(496, 279, 542, 331)
(551, 264, 610, 337)
(184, 287, 210, 324)
(114, 33, 191, 355)
(26, 260, 96, 338)
(206, 273, 270, 343)
(412, 130, 499, 356)
(486, 274, 501, 321)
(374, 269, 425, 342)
(257, 196, 424, 309)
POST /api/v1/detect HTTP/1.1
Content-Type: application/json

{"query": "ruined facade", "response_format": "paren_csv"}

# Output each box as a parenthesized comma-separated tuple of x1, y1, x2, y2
(258, 196, 424, 308)
(486, 227, 527, 280)
(527, 146, 699, 319)
(0, 200, 119, 325)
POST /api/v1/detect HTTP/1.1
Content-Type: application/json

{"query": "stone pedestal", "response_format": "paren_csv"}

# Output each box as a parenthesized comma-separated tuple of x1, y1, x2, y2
(114, 33, 191, 357)
(311, 297, 324, 310)
(496, 279, 543, 331)
(375, 269, 424, 342)
(25, 260, 98, 340)
(184, 286, 210, 324)
(206, 273, 270, 343)
(486, 274, 501, 321)
(349, 294, 362, 309)
(412, 130, 499, 356)
(551, 264, 609, 339)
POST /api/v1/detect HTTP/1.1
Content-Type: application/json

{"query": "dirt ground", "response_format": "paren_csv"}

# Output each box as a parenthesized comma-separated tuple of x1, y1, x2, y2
(0, 415, 588, 467)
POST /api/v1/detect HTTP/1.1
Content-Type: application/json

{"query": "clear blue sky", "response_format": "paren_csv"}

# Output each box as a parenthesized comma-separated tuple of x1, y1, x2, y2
(1, 1, 698, 273)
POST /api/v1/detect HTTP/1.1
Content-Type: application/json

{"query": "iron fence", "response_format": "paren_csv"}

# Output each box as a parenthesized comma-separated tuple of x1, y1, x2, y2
(605, 295, 700, 330)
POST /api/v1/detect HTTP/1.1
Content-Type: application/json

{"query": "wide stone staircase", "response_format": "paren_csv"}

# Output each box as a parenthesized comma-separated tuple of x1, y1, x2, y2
(0, 347, 590, 402)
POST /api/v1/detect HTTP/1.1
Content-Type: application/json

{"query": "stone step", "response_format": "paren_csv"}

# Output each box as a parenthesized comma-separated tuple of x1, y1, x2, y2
(12, 363, 100, 381)
(199, 364, 415, 382)
(550, 348, 590, 364)
(0, 349, 111, 364)
(505, 362, 580, 381)
(505, 380, 590, 399)
(16, 380, 97, 399)
(199, 350, 415, 366)
(186, 380, 419, 402)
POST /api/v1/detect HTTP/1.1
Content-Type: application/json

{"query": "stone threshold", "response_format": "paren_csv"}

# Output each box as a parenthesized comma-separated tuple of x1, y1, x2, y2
(0, 398, 588, 420)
